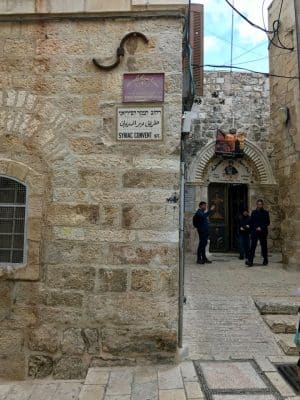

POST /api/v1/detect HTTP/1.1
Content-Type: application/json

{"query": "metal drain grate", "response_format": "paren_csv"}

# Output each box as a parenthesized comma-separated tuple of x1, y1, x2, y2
(277, 364, 300, 394)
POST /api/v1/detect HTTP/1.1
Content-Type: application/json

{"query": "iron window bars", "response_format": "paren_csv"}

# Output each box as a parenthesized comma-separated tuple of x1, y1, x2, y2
(0, 177, 26, 264)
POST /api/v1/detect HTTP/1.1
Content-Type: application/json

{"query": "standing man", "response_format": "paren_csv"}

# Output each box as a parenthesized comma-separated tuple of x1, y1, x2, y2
(193, 201, 215, 264)
(246, 199, 270, 267)
(238, 209, 251, 260)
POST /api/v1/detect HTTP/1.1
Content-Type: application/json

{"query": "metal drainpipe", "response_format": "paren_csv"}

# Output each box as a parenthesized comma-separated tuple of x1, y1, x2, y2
(178, 137, 186, 348)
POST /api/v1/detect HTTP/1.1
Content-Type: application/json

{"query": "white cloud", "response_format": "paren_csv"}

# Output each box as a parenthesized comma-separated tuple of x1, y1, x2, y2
(204, 35, 220, 52)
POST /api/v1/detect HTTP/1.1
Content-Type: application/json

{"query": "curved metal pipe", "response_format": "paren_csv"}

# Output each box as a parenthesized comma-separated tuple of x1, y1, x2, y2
(93, 31, 148, 71)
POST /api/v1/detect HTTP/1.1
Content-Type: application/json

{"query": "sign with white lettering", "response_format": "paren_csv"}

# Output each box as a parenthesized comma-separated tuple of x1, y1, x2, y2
(117, 107, 163, 141)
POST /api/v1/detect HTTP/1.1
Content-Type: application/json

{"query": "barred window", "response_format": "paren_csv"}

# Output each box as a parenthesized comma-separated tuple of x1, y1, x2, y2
(0, 177, 27, 264)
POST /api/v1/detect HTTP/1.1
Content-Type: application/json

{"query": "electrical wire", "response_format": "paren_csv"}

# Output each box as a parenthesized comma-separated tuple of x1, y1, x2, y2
(224, 0, 277, 34)
(192, 64, 300, 79)
(225, 0, 293, 51)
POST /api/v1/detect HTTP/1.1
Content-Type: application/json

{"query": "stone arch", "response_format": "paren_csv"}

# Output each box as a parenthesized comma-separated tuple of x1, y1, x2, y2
(187, 139, 276, 185)
(0, 89, 75, 165)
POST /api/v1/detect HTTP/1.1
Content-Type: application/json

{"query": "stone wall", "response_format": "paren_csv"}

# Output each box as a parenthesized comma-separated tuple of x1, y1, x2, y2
(184, 71, 280, 254)
(0, 14, 182, 379)
(268, 0, 300, 268)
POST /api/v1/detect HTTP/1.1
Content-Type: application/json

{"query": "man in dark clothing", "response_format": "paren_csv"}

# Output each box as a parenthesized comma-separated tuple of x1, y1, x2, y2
(193, 201, 215, 264)
(246, 199, 270, 267)
(238, 209, 251, 260)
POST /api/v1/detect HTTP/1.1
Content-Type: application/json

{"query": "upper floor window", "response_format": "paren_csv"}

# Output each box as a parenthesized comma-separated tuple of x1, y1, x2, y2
(0, 176, 27, 264)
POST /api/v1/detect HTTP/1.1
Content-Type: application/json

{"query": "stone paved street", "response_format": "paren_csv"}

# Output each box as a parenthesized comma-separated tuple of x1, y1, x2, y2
(0, 253, 299, 399)
(184, 252, 299, 359)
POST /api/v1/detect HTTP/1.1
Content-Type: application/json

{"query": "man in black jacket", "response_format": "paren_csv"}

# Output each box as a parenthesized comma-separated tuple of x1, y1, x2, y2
(193, 201, 215, 264)
(238, 209, 251, 260)
(246, 199, 270, 267)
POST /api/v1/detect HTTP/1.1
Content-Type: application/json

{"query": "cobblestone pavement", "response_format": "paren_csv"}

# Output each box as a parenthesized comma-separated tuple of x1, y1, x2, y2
(1, 252, 299, 399)
(184, 252, 299, 359)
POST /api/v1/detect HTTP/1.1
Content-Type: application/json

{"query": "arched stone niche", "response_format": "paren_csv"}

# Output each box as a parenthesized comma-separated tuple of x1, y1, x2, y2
(185, 139, 278, 254)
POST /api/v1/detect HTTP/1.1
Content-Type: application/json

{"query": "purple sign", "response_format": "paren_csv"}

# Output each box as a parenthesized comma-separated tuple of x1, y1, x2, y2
(123, 73, 164, 103)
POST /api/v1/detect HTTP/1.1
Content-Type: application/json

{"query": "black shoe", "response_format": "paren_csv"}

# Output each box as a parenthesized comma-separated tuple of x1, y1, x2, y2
(197, 260, 205, 264)
(239, 256, 244, 260)
(204, 259, 212, 264)
(245, 261, 253, 267)
(263, 259, 268, 266)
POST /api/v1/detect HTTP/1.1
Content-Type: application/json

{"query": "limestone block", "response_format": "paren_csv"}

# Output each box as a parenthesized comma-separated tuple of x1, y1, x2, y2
(62, 328, 86, 355)
(13, 281, 42, 305)
(107, 243, 178, 265)
(44, 290, 84, 308)
(99, 205, 120, 229)
(37, 306, 82, 325)
(85, 0, 131, 11)
(123, 170, 179, 189)
(0, 329, 23, 353)
(28, 325, 59, 352)
(122, 205, 177, 230)
(0, 0, 35, 13)
(53, 356, 88, 379)
(36, 0, 85, 13)
(80, 169, 121, 191)
(0, 354, 25, 380)
(102, 327, 177, 354)
(1, 305, 37, 329)
(84, 329, 100, 354)
(158, 270, 178, 296)
(44, 240, 107, 264)
(86, 292, 176, 326)
(48, 204, 100, 226)
(98, 269, 128, 292)
(131, 269, 157, 292)
(28, 355, 53, 378)
(46, 265, 96, 290)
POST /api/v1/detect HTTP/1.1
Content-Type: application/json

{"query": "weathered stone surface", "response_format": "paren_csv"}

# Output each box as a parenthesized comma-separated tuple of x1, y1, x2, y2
(53, 356, 88, 379)
(0, 354, 25, 379)
(46, 265, 96, 290)
(255, 298, 299, 315)
(122, 204, 177, 230)
(47, 204, 100, 226)
(0, 12, 182, 379)
(123, 170, 179, 189)
(61, 328, 86, 355)
(131, 269, 157, 292)
(28, 355, 53, 378)
(276, 334, 299, 355)
(98, 269, 127, 292)
(263, 314, 296, 333)
(102, 328, 177, 354)
(84, 329, 100, 354)
(28, 325, 59, 352)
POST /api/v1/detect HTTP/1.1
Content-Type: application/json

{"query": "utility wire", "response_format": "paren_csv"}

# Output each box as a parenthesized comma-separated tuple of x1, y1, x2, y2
(224, 0, 277, 34)
(193, 64, 300, 79)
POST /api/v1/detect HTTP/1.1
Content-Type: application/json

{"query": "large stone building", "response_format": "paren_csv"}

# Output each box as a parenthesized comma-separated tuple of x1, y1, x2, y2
(0, 0, 193, 379)
(184, 71, 279, 256)
(268, 0, 300, 269)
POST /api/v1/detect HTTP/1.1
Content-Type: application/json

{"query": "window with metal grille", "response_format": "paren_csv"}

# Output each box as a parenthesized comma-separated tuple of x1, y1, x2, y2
(0, 176, 27, 264)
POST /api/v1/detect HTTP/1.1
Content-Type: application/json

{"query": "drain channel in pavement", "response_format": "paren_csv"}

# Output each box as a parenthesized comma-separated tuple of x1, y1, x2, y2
(277, 364, 300, 394)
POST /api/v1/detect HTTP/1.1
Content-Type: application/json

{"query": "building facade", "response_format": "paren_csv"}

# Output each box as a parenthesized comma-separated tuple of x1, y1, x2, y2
(185, 72, 279, 256)
(0, 0, 189, 379)
(268, 0, 300, 269)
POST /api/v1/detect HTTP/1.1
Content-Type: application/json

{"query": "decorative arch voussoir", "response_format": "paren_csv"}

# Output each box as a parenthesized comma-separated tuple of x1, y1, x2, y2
(188, 139, 276, 185)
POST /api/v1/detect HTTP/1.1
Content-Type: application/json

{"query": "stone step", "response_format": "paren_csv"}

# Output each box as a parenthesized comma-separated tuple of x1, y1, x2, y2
(275, 334, 299, 356)
(263, 315, 297, 333)
(255, 297, 299, 315)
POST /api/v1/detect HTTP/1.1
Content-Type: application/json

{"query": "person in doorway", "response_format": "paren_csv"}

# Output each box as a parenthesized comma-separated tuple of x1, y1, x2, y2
(238, 209, 251, 260)
(245, 199, 270, 267)
(193, 201, 215, 264)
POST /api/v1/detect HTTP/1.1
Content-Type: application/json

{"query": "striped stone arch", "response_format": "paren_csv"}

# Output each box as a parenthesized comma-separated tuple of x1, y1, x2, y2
(0, 89, 74, 164)
(187, 139, 277, 185)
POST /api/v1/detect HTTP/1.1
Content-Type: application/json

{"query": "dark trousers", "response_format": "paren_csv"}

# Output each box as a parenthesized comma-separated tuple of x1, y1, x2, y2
(239, 234, 250, 259)
(248, 232, 268, 263)
(197, 231, 208, 261)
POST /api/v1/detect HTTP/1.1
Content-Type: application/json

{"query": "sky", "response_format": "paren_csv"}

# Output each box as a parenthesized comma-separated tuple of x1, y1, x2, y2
(193, 0, 273, 72)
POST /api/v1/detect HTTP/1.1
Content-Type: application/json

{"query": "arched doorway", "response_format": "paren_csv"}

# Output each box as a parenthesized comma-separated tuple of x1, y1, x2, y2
(185, 139, 278, 254)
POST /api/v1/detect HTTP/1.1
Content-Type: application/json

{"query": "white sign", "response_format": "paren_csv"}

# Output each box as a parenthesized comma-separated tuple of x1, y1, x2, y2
(117, 107, 163, 141)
